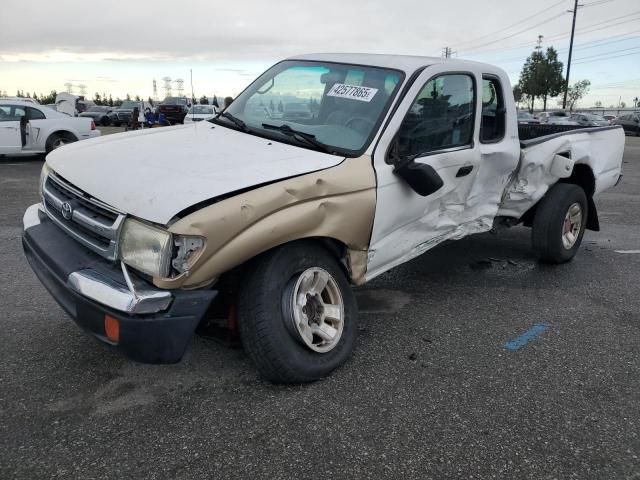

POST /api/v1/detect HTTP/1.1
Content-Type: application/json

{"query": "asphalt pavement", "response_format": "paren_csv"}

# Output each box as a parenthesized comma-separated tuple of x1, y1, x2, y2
(1, 136, 639, 479)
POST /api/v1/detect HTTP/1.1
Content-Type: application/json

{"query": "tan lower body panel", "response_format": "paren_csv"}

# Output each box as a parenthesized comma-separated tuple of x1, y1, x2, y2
(155, 155, 376, 289)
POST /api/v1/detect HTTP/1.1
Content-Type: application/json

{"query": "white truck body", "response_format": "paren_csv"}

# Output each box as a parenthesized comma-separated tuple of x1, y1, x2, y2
(23, 54, 625, 382)
(0, 99, 100, 155)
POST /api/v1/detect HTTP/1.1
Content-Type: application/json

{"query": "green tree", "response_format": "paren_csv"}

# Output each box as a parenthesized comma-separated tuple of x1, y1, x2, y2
(135, 95, 141, 102)
(565, 80, 591, 112)
(212, 95, 219, 107)
(108, 95, 114, 107)
(538, 47, 564, 111)
(517, 46, 565, 112)
(199, 95, 209, 105)
(94, 93, 102, 105)
(512, 84, 523, 107)
(595, 100, 602, 108)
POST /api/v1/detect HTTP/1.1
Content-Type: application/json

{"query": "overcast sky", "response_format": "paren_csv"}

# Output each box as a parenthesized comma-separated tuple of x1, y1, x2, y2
(1, 0, 638, 107)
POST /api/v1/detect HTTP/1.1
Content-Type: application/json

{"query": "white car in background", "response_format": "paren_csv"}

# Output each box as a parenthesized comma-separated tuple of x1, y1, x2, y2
(0, 99, 100, 156)
(184, 104, 218, 123)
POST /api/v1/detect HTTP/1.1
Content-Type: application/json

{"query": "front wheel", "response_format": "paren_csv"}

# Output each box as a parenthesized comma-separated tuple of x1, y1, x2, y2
(532, 183, 588, 263)
(238, 241, 357, 384)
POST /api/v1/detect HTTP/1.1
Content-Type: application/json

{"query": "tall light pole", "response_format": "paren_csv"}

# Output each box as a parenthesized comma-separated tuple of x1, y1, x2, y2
(563, 0, 582, 109)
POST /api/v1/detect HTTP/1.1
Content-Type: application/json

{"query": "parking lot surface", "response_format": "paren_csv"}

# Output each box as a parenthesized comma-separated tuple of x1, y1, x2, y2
(1, 136, 639, 479)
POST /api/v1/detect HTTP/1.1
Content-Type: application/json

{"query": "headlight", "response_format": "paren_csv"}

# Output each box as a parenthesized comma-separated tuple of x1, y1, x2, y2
(119, 218, 173, 277)
(39, 162, 51, 198)
(119, 218, 206, 278)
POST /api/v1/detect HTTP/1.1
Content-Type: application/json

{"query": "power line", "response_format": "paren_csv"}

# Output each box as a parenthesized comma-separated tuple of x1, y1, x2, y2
(463, 12, 640, 56)
(461, 11, 567, 53)
(454, 0, 567, 48)
(573, 45, 640, 61)
(573, 49, 640, 64)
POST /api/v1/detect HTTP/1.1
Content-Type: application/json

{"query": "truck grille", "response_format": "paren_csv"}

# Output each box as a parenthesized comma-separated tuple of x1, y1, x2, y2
(42, 172, 125, 260)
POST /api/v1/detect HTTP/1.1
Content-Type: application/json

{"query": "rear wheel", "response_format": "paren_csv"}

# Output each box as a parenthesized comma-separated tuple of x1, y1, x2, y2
(45, 133, 77, 154)
(238, 241, 357, 384)
(100, 116, 111, 126)
(532, 183, 588, 263)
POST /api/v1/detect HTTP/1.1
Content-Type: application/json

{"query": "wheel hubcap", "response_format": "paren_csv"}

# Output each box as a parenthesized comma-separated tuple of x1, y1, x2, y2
(562, 202, 583, 249)
(288, 267, 344, 353)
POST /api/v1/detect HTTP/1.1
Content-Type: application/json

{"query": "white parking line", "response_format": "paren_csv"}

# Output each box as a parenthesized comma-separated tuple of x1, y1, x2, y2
(614, 250, 640, 254)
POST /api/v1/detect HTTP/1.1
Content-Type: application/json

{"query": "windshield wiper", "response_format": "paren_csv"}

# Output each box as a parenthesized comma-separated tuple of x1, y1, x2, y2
(262, 123, 334, 154)
(218, 112, 251, 132)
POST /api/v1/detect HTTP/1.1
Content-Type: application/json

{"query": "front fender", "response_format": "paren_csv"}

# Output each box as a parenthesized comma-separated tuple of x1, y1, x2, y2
(155, 155, 376, 289)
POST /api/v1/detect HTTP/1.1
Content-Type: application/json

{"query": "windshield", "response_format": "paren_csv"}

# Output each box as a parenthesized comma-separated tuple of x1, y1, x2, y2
(518, 111, 533, 119)
(190, 105, 214, 114)
(217, 60, 404, 154)
(583, 113, 606, 121)
(165, 97, 188, 105)
(87, 106, 107, 112)
(119, 101, 138, 110)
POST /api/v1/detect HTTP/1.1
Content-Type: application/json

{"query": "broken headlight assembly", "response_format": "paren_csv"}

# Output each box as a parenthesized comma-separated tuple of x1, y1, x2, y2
(119, 218, 205, 278)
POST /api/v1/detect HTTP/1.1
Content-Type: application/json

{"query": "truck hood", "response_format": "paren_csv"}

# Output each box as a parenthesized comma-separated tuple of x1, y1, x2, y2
(46, 122, 345, 224)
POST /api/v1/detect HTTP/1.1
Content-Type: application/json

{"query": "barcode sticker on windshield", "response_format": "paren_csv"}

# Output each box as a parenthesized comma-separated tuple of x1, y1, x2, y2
(327, 84, 378, 102)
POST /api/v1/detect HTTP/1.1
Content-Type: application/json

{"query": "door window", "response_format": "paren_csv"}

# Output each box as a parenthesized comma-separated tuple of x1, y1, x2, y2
(0, 105, 26, 122)
(480, 76, 506, 143)
(395, 74, 475, 159)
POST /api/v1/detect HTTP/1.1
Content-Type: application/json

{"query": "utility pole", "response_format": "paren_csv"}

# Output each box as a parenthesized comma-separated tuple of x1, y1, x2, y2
(442, 47, 453, 58)
(563, 0, 582, 109)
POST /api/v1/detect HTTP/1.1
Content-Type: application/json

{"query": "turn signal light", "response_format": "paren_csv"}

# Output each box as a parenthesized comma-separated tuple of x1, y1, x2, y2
(104, 315, 120, 343)
(90, 120, 96, 130)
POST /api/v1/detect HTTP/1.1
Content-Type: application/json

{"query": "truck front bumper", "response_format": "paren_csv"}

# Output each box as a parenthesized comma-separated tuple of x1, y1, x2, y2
(22, 204, 217, 364)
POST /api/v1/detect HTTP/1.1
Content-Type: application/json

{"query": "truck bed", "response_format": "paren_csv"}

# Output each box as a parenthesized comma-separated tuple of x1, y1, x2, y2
(498, 125, 625, 220)
(518, 123, 612, 143)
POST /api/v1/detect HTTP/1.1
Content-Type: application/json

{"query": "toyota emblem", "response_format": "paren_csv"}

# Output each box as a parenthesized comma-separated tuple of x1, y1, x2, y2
(61, 202, 73, 220)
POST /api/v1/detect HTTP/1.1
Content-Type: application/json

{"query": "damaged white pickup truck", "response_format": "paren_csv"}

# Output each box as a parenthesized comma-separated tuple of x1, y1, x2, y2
(23, 54, 624, 383)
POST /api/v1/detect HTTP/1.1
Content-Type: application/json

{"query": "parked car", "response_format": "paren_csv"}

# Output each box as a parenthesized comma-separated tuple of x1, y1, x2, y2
(538, 111, 579, 125)
(603, 114, 617, 124)
(184, 104, 217, 123)
(0, 96, 40, 105)
(79, 105, 113, 126)
(0, 99, 100, 155)
(107, 100, 152, 127)
(517, 111, 540, 125)
(157, 97, 190, 124)
(22, 54, 624, 383)
(612, 112, 640, 136)
(569, 113, 610, 127)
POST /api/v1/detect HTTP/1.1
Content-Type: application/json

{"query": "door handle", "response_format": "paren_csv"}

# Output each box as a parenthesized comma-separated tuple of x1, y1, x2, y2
(456, 165, 474, 177)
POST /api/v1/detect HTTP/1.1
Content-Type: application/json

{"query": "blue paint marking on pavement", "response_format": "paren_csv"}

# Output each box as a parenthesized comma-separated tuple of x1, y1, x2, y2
(504, 324, 549, 351)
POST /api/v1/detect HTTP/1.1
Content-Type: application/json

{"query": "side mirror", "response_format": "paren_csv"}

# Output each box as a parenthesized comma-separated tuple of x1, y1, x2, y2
(394, 160, 444, 197)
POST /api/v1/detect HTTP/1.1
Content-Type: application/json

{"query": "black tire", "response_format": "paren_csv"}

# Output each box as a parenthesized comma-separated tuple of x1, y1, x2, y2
(238, 241, 358, 384)
(100, 116, 110, 126)
(45, 133, 77, 154)
(532, 183, 588, 264)
(113, 121, 121, 127)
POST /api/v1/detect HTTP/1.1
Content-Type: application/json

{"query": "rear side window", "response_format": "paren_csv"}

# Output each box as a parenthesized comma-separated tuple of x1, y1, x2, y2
(480, 76, 505, 143)
(26, 107, 46, 120)
(395, 73, 475, 159)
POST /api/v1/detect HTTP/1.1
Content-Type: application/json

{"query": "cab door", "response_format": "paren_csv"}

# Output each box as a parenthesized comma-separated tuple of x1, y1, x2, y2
(367, 68, 519, 280)
(0, 104, 22, 154)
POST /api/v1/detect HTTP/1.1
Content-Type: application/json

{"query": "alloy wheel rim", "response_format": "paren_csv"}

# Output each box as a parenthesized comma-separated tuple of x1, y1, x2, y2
(288, 267, 344, 353)
(562, 202, 583, 249)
